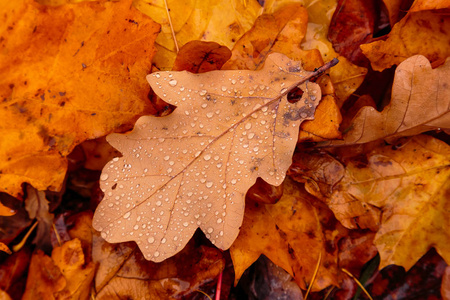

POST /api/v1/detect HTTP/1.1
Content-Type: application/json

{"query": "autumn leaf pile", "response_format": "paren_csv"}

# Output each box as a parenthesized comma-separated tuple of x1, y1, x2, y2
(0, 0, 449, 299)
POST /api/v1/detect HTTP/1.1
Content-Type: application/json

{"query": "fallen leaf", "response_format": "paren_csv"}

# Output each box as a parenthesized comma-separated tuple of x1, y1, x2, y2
(288, 150, 345, 200)
(172, 41, 232, 73)
(52, 239, 96, 300)
(134, 0, 262, 69)
(338, 231, 377, 277)
(93, 53, 335, 262)
(22, 250, 69, 300)
(80, 137, 121, 171)
(24, 185, 54, 251)
(334, 55, 450, 145)
(0, 248, 32, 299)
(409, 0, 450, 12)
(92, 231, 224, 299)
(0, 0, 160, 197)
(361, 7, 450, 71)
(328, 0, 376, 67)
(230, 177, 345, 291)
(327, 135, 450, 270)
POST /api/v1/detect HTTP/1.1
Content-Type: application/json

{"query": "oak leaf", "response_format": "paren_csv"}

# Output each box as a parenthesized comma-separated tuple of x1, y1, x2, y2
(327, 135, 450, 270)
(0, 0, 159, 197)
(230, 177, 347, 291)
(334, 55, 450, 145)
(92, 53, 333, 262)
(361, 6, 450, 71)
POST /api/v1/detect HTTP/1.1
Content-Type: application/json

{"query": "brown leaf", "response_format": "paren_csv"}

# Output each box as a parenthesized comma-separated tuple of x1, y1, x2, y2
(328, 0, 376, 67)
(173, 41, 232, 73)
(333, 55, 450, 145)
(93, 53, 333, 262)
(24, 185, 54, 250)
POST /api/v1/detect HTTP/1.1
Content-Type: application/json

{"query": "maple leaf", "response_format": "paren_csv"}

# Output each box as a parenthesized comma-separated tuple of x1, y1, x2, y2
(332, 55, 450, 145)
(93, 53, 338, 262)
(0, 0, 159, 198)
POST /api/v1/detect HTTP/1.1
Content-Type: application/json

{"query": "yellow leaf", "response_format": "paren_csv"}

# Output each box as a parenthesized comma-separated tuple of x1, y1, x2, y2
(93, 53, 336, 262)
(134, 0, 262, 70)
(0, 0, 160, 197)
(327, 135, 450, 270)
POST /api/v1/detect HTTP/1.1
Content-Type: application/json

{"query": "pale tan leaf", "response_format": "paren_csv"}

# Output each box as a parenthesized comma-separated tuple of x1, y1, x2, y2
(93, 53, 335, 262)
(332, 55, 450, 145)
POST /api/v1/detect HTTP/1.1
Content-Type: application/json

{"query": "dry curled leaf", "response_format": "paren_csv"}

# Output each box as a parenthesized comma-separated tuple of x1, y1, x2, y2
(93, 53, 337, 262)
(333, 55, 450, 145)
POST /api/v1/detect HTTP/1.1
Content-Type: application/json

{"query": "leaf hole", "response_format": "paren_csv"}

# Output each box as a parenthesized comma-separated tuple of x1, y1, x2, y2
(287, 87, 304, 103)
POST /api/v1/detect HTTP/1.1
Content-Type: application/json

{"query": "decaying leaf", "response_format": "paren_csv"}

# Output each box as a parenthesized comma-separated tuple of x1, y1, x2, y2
(231, 177, 346, 291)
(93, 53, 338, 262)
(334, 55, 450, 145)
(328, 135, 450, 270)
(361, 5, 450, 71)
(0, 0, 159, 198)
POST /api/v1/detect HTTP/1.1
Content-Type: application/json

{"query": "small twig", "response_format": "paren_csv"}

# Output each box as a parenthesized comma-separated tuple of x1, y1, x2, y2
(304, 252, 322, 300)
(215, 270, 223, 300)
(52, 223, 62, 247)
(341, 268, 373, 300)
(194, 289, 212, 300)
(164, 0, 179, 53)
(12, 221, 38, 252)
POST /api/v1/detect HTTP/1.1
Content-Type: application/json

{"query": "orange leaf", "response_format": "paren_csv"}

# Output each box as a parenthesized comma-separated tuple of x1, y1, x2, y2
(230, 177, 346, 291)
(51, 239, 96, 300)
(22, 250, 68, 299)
(361, 9, 450, 71)
(0, 0, 160, 197)
(93, 53, 336, 262)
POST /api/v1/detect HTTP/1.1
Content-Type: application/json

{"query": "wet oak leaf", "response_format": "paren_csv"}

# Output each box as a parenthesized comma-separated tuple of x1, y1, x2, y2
(327, 135, 450, 270)
(93, 53, 330, 262)
(0, 0, 160, 197)
(134, 0, 262, 70)
(361, 8, 450, 71)
(230, 177, 344, 291)
(333, 55, 450, 145)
